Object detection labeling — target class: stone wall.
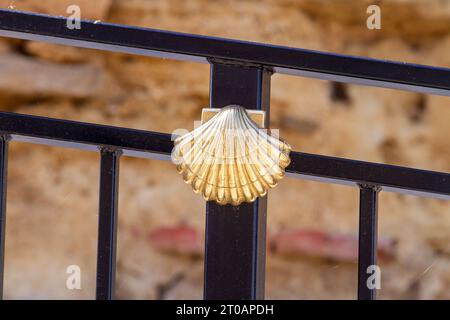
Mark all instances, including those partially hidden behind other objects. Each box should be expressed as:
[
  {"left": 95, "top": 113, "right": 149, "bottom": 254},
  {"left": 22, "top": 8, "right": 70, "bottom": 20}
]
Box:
[{"left": 0, "top": 0, "right": 449, "bottom": 299}]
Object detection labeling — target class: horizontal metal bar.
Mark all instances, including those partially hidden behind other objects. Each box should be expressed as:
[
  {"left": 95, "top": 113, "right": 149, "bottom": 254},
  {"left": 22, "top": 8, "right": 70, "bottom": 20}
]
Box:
[
  {"left": 0, "top": 111, "right": 449, "bottom": 199},
  {"left": 0, "top": 111, "right": 172, "bottom": 161},
  {"left": 0, "top": 10, "right": 450, "bottom": 96},
  {"left": 287, "top": 153, "right": 450, "bottom": 200}
]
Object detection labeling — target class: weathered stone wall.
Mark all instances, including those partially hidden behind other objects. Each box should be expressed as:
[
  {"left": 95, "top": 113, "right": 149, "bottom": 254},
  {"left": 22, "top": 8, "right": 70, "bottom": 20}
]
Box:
[{"left": 0, "top": 0, "right": 449, "bottom": 299}]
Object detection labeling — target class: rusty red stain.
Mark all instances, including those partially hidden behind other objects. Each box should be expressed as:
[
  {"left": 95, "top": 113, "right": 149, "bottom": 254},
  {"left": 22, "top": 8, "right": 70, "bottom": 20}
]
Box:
[
  {"left": 148, "top": 225, "right": 203, "bottom": 256},
  {"left": 148, "top": 225, "right": 396, "bottom": 262},
  {"left": 271, "top": 230, "right": 395, "bottom": 262}
]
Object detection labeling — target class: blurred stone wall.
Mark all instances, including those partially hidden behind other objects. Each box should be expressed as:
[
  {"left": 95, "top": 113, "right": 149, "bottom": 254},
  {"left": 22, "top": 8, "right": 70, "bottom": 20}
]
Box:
[{"left": 0, "top": 0, "right": 449, "bottom": 299}]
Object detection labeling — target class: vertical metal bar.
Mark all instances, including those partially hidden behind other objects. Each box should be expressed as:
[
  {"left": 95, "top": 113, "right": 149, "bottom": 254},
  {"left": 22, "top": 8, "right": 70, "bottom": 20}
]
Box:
[
  {"left": 96, "top": 147, "right": 121, "bottom": 300},
  {"left": 204, "top": 62, "right": 272, "bottom": 300},
  {"left": 357, "top": 184, "right": 380, "bottom": 300},
  {"left": 0, "top": 135, "right": 9, "bottom": 300}
]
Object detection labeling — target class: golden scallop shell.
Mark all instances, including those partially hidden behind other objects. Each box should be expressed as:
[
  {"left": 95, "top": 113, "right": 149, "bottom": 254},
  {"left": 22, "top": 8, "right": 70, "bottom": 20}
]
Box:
[{"left": 172, "top": 105, "right": 291, "bottom": 206}]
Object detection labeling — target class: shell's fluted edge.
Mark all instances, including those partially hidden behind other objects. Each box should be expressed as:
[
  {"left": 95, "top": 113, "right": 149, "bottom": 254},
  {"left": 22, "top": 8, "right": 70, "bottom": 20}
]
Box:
[{"left": 172, "top": 105, "right": 291, "bottom": 206}]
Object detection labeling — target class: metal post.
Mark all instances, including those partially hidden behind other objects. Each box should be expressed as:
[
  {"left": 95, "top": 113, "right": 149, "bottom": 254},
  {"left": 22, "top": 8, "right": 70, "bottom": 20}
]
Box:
[
  {"left": 96, "top": 147, "right": 121, "bottom": 300},
  {"left": 0, "top": 135, "right": 9, "bottom": 299},
  {"left": 357, "top": 184, "right": 380, "bottom": 300},
  {"left": 203, "top": 62, "right": 271, "bottom": 300}
]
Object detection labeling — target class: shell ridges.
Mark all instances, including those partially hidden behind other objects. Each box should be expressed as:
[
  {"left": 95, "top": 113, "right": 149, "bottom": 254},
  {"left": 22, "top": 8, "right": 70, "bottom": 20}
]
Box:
[{"left": 172, "top": 105, "right": 291, "bottom": 206}]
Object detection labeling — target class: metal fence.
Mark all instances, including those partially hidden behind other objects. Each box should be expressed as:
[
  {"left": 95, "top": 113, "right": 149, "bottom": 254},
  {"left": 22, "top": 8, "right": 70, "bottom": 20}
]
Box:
[{"left": 0, "top": 9, "right": 449, "bottom": 300}]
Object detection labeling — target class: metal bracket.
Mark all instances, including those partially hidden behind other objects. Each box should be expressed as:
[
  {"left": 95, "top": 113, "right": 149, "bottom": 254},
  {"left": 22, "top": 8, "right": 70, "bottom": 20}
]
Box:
[{"left": 201, "top": 108, "right": 266, "bottom": 128}]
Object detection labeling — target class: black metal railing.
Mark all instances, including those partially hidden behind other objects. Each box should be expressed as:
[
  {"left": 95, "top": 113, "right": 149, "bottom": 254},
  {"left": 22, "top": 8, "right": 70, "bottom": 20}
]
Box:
[{"left": 0, "top": 9, "right": 449, "bottom": 300}]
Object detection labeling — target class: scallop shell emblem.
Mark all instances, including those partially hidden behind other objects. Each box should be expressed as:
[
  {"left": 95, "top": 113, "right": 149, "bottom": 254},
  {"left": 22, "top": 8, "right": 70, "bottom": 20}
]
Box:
[{"left": 172, "top": 105, "right": 291, "bottom": 206}]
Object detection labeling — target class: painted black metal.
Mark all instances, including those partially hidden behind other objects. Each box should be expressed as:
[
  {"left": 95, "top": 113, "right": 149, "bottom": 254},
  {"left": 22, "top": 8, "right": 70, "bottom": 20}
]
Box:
[
  {"left": 1, "top": 10, "right": 450, "bottom": 96},
  {"left": 0, "top": 112, "right": 449, "bottom": 200},
  {"left": 357, "top": 185, "right": 380, "bottom": 300},
  {"left": 0, "top": 135, "right": 8, "bottom": 299},
  {"left": 204, "top": 63, "right": 271, "bottom": 300},
  {"left": 288, "top": 152, "right": 450, "bottom": 200},
  {"left": 0, "top": 9, "right": 448, "bottom": 301},
  {"left": 96, "top": 148, "right": 121, "bottom": 300}
]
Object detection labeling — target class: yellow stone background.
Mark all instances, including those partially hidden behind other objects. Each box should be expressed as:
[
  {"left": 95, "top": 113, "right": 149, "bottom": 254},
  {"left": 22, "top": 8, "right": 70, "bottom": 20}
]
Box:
[{"left": 0, "top": 0, "right": 449, "bottom": 299}]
